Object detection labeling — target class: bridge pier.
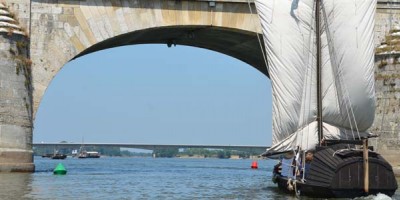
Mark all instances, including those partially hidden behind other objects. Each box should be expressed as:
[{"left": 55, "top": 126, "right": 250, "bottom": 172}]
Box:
[{"left": 0, "top": 31, "right": 34, "bottom": 172}]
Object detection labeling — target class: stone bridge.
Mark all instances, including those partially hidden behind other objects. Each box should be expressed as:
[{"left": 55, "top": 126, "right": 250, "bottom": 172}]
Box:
[
  {"left": 0, "top": 0, "right": 264, "bottom": 172},
  {"left": 0, "top": 0, "right": 399, "bottom": 172}
]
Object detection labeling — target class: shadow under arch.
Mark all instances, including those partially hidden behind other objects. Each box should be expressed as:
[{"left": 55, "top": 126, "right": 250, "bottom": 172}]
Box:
[{"left": 73, "top": 25, "right": 269, "bottom": 77}]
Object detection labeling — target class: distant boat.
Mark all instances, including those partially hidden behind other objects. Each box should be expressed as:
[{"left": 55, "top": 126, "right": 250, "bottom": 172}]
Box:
[
  {"left": 76, "top": 137, "right": 100, "bottom": 158},
  {"left": 51, "top": 154, "right": 67, "bottom": 159},
  {"left": 78, "top": 151, "right": 100, "bottom": 158},
  {"left": 77, "top": 145, "right": 100, "bottom": 158},
  {"left": 41, "top": 154, "right": 52, "bottom": 158},
  {"left": 42, "top": 149, "right": 67, "bottom": 159},
  {"left": 71, "top": 149, "right": 78, "bottom": 157}
]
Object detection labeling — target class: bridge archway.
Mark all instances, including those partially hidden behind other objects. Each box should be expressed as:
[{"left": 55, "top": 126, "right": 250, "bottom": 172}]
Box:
[
  {"left": 30, "top": 0, "right": 265, "bottom": 116},
  {"left": 33, "top": 44, "right": 272, "bottom": 146},
  {"left": 0, "top": 0, "right": 268, "bottom": 172},
  {"left": 75, "top": 26, "right": 266, "bottom": 75}
]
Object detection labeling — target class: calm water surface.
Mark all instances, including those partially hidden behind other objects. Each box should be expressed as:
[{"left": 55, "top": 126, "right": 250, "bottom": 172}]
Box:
[{"left": 0, "top": 157, "right": 398, "bottom": 200}]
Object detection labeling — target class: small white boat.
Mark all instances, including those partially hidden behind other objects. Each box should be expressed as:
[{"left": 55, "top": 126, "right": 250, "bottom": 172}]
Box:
[
  {"left": 78, "top": 151, "right": 100, "bottom": 158},
  {"left": 77, "top": 145, "right": 100, "bottom": 158}
]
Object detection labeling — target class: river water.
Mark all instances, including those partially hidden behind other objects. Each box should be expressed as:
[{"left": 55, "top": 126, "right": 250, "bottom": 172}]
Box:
[{"left": 0, "top": 157, "right": 398, "bottom": 200}]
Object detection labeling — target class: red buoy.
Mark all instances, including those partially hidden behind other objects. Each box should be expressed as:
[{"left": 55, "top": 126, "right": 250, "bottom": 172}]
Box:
[{"left": 251, "top": 161, "right": 258, "bottom": 169}]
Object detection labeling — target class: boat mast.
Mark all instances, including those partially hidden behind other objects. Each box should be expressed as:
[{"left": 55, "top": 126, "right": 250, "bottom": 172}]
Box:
[{"left": 316, "top": 0, "right": 323, "bottom": 145}]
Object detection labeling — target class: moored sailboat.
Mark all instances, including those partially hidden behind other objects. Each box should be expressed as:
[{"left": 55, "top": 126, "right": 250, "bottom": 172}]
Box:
[{"left": 254, "top": 0, "right": 398, "bottom": 198}]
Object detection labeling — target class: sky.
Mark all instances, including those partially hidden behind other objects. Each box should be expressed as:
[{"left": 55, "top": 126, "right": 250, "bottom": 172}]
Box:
[{"left": 33, "top": 44, "right": 272, "bottom": 146}]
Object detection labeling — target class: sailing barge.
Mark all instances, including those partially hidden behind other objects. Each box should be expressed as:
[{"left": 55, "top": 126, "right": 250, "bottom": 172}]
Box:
[
  {"left": 254, "top": 0, "right": 398, "bottom": 198},
  {"left": 271, "top": 145, "right": 397, "bottom": 198}
]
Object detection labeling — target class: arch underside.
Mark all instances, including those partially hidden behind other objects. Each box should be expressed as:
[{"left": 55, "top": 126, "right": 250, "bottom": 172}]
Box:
[{"left": 74, "top": 26, "right": 269, "bottom": 77}]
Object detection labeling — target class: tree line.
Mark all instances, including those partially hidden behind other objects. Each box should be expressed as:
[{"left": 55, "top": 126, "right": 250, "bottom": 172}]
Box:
[
  {"left": 153, "top": 148, "right": 254, "bottom": 159},
  {"left": 34, "top": 146, "right": 257, "bottom": 158}
]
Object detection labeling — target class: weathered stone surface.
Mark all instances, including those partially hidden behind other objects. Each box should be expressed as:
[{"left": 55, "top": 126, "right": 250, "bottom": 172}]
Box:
[
  {"left": 0, "top": 31, "right": 33, "bottom": 172},
  {"left": 373, "top": 4, "right": 400, "bottom": 171}
]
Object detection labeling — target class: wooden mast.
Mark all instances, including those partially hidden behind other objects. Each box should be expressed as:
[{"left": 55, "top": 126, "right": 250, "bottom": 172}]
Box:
[
  {"left": 314, "top": 0, "right": 369, "bottom": 193},
  {"left": 316, "top": 0, "right": 323, "bottom": 145},
  {"left": 363, "top": 138, "right": 369, "bottom": 193}
]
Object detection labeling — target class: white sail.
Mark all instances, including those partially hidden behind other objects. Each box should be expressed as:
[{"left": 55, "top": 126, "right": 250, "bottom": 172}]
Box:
[
  {"left": 255, "top": 0, "right": 376, "bottom": 156},
  {"left": 320, "top": 0, "right": 376, "bottom": 132}
]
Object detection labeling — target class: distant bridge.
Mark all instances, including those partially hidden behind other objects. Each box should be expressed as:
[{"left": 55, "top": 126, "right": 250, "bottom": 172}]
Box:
[{"left": 33, "top": 143, "right": 269, "bottom": 155}]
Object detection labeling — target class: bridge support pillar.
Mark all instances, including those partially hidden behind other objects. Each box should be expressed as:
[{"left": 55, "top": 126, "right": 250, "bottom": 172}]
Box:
[{"left": 0, "top": 33, "right": 34, "bottom": 172}]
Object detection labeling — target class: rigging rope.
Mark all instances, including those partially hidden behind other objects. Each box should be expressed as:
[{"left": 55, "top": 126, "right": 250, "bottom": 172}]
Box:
[
  {"left": 305, "top": 0, "right": 318, "bottom": 151},
  {"left": 247, "top": 0, "right": 283, "bottom": 151},
  {"left": 301, "top": 151, "right": 306, "bottom": 182},
  {"left": 320, "top": 1, "right": 361, "bottom": 142},
  {"left": 246, "top": 0, "right": 269, "bottom": 71}
]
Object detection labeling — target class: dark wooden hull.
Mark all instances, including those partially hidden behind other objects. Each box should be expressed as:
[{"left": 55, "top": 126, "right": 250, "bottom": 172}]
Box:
[
  {"left": 273, "top": 148, "right": 398, "bottom": 198},
  {"left": 78, "top": 154, "right": 100, "bottom": 158},
  {"left": 275, "top": 176, "right": 397, "bottom": 198},
  {"left": 78, "top": 155, "right": 100, "bottom": 158},
  {"left": 51, "top": 154, "right": 67, "bottom": 159}
]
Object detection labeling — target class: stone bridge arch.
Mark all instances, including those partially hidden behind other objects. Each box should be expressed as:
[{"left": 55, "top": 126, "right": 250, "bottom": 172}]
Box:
[
  {"left": 0, "top": 0, "right": 265, "bottom": 172},
  {"left": 30, "top": 0, "right": 266, "bottom": 115}
]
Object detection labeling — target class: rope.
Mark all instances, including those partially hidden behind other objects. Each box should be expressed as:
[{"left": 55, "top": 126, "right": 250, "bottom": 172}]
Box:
[
  {"left": 305, "top": 0, "right": 318, "bottom": 151},
  {"left": 281, "top": 159, "right": 294, "bottom": 177},
  {"left": 298, "top": 25, "right": 314, "bottom": 152},
  {"left": 294, "top": 150, "right": 300, "bottom": 178},
  {"left": 247, "top": 0, "right": 287, "bottom": 152},
  {"left": 301, "top": 151, "right": 306, "bottom": 182},
  {"left": 334, "top": 16, "right": 362, "bottom": 141},
  {"left": 332, "top": 148, "right": 359, "bottom": 157},
  {"left": 246, "top": 0, "right": 269, "bottom": 71},
  {"left": 295, "top": 180, "right": 300, "bottom": 197},
  {"left": 332, "top": 148, "right": 347, "bottom": 157},
  {"left": 320, "top": 1, "right": 361, "bottom": 143},
  {"left": 287, "top": 178, "right": 294, "bottom": 191}
]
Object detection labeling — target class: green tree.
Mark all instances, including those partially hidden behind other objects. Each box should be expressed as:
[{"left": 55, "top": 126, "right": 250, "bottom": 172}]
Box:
[{"left": 153, "top": 148, "right": 179, "bottom": 158}]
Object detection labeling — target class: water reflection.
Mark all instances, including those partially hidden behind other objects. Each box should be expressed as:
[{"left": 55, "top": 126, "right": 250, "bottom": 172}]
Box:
[{"left": 0, "top": 173, "right": 32, "bottom": 199}]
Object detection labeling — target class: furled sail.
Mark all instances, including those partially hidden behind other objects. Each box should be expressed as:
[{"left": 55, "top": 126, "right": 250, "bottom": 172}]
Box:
[{"left": 255, "top": 0, "right": 376, "bottom": 156}]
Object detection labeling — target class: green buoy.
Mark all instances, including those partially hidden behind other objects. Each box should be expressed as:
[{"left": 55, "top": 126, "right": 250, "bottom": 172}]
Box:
[{"left": 53, "top": 163, "right": 67, "bottom": 175}]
